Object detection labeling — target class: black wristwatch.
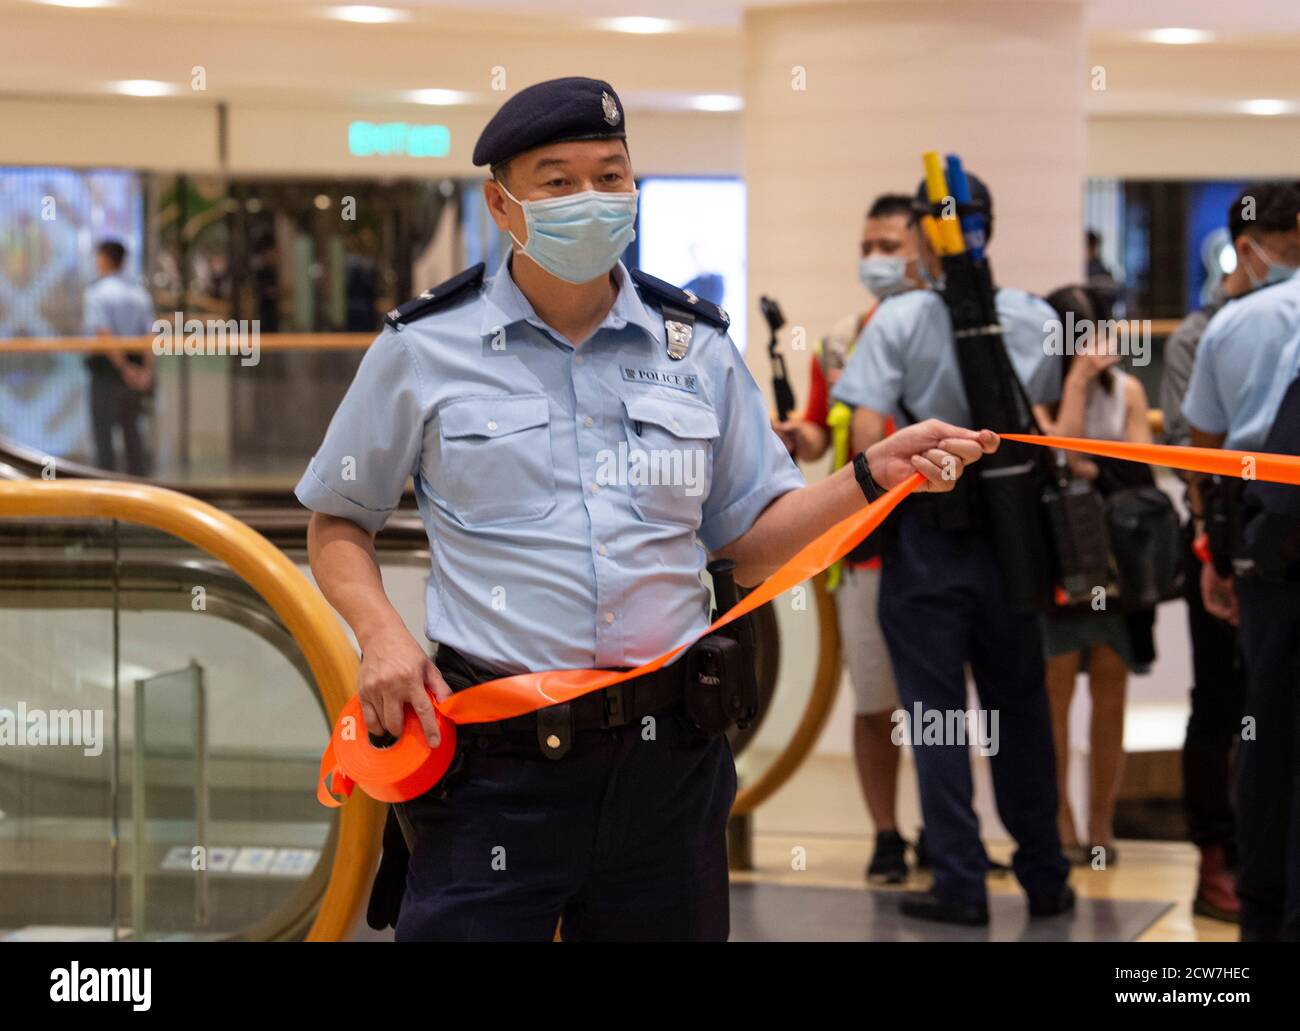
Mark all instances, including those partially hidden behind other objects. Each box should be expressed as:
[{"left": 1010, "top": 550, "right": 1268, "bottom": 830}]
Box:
[{"left": 853, "top": 451, "right": 887, "bottom": 503}]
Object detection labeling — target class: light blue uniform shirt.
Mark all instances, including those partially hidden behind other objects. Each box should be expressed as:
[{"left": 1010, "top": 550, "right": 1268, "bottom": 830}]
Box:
[
  {"left": 296, "top": 256, "right": 803, "bottom": 674},
  {"left": 829, "top": 288, "right": 1061, "bottom": 423},
  {"left": 1182, "top": 271, "right": 1300, "bottom": 450},
  {"left": 83, "top": 273, "right": 155, "bottom": 336}
]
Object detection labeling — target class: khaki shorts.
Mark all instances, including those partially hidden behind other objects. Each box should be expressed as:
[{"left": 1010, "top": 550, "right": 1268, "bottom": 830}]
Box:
[{"left": 834, "top": 564, "right": 899, "bottom": 716}]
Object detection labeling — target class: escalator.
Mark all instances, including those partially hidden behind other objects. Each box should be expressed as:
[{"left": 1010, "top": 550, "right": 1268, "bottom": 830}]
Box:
[{"left": 0, "top": 512, "right": 372, "bottom": 940}]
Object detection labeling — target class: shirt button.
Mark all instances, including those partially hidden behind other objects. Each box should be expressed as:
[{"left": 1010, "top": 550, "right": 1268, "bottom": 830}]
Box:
[
  {"left": 487, "top": 420, "right": 498, "bottom": 431},
  {"left": 583, "top": 416, "right": 594, "bottom": 428},
  {"left": 604, "top": 612, "right": 615, "bottom": 624},
  {"left": 591, "top": 483, "right": 601, "bottom": 494},
  {"left": 597, "top": 543, "right": 608, "bottom": 556},
  {"left": 575, "top": 355, "right": 585, "bottom": 366}
]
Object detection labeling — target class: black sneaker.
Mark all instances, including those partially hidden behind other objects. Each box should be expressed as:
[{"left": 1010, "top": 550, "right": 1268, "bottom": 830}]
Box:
[
  {"left": 867, "top": 830, "right": 909, "bottom": 884},
  {"left": 913, "top": 828, "right": 931, "bottom": 870},
  {"left": 900, "top": 889, "right": 990, "bottom": 926}
]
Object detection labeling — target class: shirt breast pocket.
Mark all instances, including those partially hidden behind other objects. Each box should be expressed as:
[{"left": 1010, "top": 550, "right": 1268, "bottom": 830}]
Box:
[
  {"left": 621, "top": 395, "right": 720, "bottom": 529},
  {"left": 432, "top": 394, "right": 557, "bottom": 526}
]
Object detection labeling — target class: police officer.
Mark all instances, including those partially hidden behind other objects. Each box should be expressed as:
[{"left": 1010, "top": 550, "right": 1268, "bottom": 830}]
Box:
[
  {"left": 832, "top": 174, "right": 1072, "bottom": 925},
  {"left": 296, "top": 77, "right": 997, "bottom": 942},
  {"left": 1182, "top": 180, "right": 1300, "bottom": 942},
  {"left": 1157, "top": 183, "right": 1298, "bottom": 924}
]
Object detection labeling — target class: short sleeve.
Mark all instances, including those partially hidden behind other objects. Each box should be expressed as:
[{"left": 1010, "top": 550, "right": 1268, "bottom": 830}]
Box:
[
  {"left": 1159, "top": 313, "right": 1204, "bottom": 445},
  {"left": 294, "top": 328, "right": 428, "bottom": 533},
  {"left": 699, "top": 334, "right": 805, "bottom": 552},
  {"left": 82, "top": 289, "right": 108, "bottom": 335},
  {"left": 830, "top": 309, "right": 903, "bottom": 415},
  {"left": 1003, "top": 293, "right": 1062, "bottom": 407}
]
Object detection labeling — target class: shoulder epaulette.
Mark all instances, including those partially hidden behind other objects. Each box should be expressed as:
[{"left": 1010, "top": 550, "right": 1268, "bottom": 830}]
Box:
[
  {"left": 384, "top": 263, "right": 486, "bottom": 328},
  {"left": 630, "top": 268, "right": 730, "bottom": 331}
]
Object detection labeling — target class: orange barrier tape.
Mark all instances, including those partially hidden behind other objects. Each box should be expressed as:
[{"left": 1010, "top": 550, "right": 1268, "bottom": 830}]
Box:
[
  {"left": 318, "top": 471, "right": 926, "bottom": 806},
  {"left": 319, "top": 433, "right": 1300, "bottom": 807},
  {"left": 1001, "top": 433, "right": 1300, "bottom": 486}
]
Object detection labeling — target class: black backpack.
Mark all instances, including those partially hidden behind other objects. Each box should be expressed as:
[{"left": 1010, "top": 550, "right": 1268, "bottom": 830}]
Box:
[{"left": 1094, "top": 458, "right": 1184, "bottom": 610}]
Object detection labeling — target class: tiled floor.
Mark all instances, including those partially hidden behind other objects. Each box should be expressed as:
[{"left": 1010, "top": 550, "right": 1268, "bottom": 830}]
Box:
[
  {"left": 734, "top": 832, "right": 1236, "bottom": 942},
  {"left": 739, "top": 746, "right": 1238, "bottom": 942}
]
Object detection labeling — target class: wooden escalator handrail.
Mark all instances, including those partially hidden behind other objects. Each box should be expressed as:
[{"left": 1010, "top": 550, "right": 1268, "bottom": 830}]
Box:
[{"left": 0, "top": 478, "right": 382, "bottom": 941}]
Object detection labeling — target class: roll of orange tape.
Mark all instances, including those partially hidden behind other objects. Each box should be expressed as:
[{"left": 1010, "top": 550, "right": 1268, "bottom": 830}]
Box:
[{"left": 318, "top": 694, "right": 457, "bottom": 807}]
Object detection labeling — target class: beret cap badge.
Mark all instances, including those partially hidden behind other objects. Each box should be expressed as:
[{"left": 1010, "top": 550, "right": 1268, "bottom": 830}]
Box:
[{"left": 601, "top": 91, "right": 620, "bottom": 126}]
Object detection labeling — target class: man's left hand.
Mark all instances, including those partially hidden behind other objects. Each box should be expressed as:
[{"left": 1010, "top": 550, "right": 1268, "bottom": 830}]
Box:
[{"left": 866, "top": 419, "right": 998, "bottom": 493}]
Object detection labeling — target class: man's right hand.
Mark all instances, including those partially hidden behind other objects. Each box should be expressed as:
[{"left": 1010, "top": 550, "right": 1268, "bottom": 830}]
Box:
[{"left": 358, "top": 625, "right": 453, "bottom": 747}]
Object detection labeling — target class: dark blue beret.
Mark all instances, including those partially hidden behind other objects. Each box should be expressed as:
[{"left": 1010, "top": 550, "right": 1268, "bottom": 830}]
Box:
[{"left": 472, "top": 77, "right": 627, "bottom": 168}]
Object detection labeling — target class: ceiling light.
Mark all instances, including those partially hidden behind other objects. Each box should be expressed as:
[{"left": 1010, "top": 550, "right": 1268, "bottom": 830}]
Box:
[
  {"left": 327, "top": 6, "right": 410, "bottom": 24},
  {"left": 690, "top": 94, "right": 743, "bottom": 112},
  {"left": 109, "top": 80, "right": 176, "bottom": 97},
  {"left": 1142, "top": 28, "right": 1214, "bottom": 45},
  {"left": 406, "top": 88, "right": 473, "bottom": 106},
  {"left": 33, "top": 0, "right": 117, "bottom": 8},
  {"left": 598, "top": 17, "right": 679, "bottom": 34},
  {"left": 1241, "top": 98, "right": 1291, "bottom": 116}
]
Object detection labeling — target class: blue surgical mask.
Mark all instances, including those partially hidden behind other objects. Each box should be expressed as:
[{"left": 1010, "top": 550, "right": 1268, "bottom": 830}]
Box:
[
  {"left": 499, "top": 182, "right": 638, "bottom": 283},
  {"left": 859, "top": 255, "right": 909, "bottom": 298},
  {"left": 1246, "top": 236, "right": 1298, "bottom": 288}
]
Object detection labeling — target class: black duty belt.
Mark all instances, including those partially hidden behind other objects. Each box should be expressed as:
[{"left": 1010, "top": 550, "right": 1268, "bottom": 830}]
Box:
[{"left": 433, "top": 643, "right": 686, "bottom": 758}]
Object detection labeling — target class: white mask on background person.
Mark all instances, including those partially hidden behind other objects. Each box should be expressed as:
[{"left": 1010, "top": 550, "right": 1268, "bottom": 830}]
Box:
[
  {"left": 859, "top": 255, "right": 910, "bottom": 298},
  {"left": 1245, "top": 235, "right": 1298, "bottom": 289},
  {"left": 498, "top": 181, "right": 638, "bottom": 283}
]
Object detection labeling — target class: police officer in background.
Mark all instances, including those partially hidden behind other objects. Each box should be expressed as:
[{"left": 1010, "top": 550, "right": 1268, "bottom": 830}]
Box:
[
  {"left": 1182, "top": 181, "right": 1300, "bottom": 942},
  {"left": 832, "top": 174, "right": 1072, "bottom": 926},
  {"left": 1158, "top": 182, "right": 1300, "bottom": 924},
  {"left": 296, "top": 77, "right": 998, "bottom": 942}
]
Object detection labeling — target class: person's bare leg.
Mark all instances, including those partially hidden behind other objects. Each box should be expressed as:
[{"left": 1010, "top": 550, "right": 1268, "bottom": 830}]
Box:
[
  {"left": 1086, "top": 643, "right": 1129, "bottom": 852},
  {"left": 1045, "top": 651, "right": 1082, "bottom": 849},
  {"left": 853, "top": 712, "right": 900, "bottom": 832}
]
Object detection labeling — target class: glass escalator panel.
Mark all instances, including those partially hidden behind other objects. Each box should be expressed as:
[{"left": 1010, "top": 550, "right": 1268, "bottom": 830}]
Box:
[{"left": 0, "top": 517, "right": 334, "bottom": 941}]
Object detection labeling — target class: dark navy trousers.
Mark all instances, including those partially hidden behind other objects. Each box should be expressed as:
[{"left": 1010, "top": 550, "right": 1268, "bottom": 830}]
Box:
[
  {"left": 1235, "top": 577, "right": 1300, "bottom": 940},
  {"left": 394, "top": 706, "right": 736, "bottom": 942},
  {"left": 1180, "top": 527, "right": 1246, "bottom": 849},
  {"left": 879, "top": 511, "right": 1069, "bottom": 906}
]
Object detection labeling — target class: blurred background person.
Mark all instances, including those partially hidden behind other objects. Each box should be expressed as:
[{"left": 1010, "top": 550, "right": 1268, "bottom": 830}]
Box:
[
  {"left": 82, "top": 239, "right": 155, "bottom": 475},
  {"left": 1035, "top": 284, "right": 1154, "bottom": 868},
  {"left": 774, "top": 192, "right": 925, "bottom": 883},
  {"left": 1155, "top": 182, "right": 1300, "bottom": 924},
  {"left": 1182, "top": 180, "right": 1300, "bottom": 942},
  {"left": 1084, "top": 229, "right": 1122, "bottom": 319},
  {"left": 834, "top": 173, "right": 1071, "bottom": 926}
]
